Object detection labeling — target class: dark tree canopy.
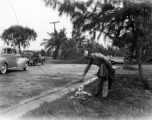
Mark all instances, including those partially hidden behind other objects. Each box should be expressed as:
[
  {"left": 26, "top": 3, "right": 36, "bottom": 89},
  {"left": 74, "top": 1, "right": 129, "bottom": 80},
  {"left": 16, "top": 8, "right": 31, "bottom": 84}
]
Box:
[
  {"left": 43, "top": 0, "right": 152, "bottom": 48},
  {"left": 43, "top": 0, "right": 152, "bottom": 89},
  {"left": 1, "top": 25, "right": 37, "bottom": 52},
  {"left": 43, "top": 0, "right": 152, "bottom": 56}
]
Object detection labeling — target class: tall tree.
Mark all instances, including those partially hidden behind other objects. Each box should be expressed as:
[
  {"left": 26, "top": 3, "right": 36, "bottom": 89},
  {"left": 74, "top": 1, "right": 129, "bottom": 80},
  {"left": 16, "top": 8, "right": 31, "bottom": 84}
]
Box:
[
  {"left": 72, "top": 27, "right": 86, "bottom": 49},
  {"left": 41, "top": 28, "right": 68, "bottom": 59},
  {"left": 1, "top": 25, "right": 37, "bottom": 53},
  {"left": 43, "top": 0, "right": 152, "bottom": 89},
  {"left": 100, "top": 1, "right": 152, "bottom": 88},
  {"left": 40, "top": 49, "right": 46, "bottom": 56},
  {"left": 60, "top": 38, "right": 77, "bottom": 59}
]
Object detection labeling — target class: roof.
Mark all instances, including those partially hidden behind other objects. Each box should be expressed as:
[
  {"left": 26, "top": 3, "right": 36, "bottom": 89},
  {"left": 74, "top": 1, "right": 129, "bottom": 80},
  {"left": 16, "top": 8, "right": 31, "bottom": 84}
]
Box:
[
  {"left": 24, "top": 50, "right": 38, "bottom": 53},
  {"left": 0, "top": 45, "right": 15, "bottom": 51}
]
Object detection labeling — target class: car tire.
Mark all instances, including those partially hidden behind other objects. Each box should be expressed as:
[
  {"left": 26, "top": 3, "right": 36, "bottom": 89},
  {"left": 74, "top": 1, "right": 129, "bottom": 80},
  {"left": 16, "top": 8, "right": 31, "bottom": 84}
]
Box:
[
  {"left": 23, "top": 62, "right": 28, "bottom": 71},
  {"left": 0, "top": 63, "right": 7, "bottom": 74}
]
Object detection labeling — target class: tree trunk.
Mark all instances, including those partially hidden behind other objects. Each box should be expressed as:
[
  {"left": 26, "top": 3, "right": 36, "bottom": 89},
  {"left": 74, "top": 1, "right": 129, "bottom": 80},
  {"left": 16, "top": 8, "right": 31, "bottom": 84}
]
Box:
[
  {"left": 138, "top": 47, "right": 150, "bottom": 89},
  {"left": 53, "top": 49, "right": 57, "bottom": 59},
  {"left": 53, "top": 47, "right": 59, "bottom": 59},
  {"left": 18, "top": 42, "right": 21, "bottom": 54}
]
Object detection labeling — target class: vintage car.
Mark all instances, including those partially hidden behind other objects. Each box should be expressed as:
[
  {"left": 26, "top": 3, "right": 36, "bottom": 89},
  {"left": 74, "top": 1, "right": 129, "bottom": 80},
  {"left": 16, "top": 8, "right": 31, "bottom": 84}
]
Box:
[
  {"left": 0, "top": 46, "right": 29, "bottom": 74},
  {"left": 22, "top": 50, "right": 45, "bottom": 66},
  {"left": 124, "top": 55, "right": 137, "bottom": 64},
  {"left": 109, "top": 57, "right": 124, "bottom": 65}
]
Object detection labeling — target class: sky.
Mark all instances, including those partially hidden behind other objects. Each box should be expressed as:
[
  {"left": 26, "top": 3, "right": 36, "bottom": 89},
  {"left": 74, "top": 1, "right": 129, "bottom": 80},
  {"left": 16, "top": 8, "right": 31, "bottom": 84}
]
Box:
[
  {"left": 0, "top": 0, "right": 108, "bottom": 51},
  {"left": 0, "top": 0, "right": 74, "bottom": 50}
]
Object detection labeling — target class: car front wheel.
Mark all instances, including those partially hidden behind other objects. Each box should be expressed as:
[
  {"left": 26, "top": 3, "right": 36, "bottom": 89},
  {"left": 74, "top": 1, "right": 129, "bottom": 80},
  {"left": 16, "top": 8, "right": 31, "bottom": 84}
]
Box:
[
  {"left": 23, "top": 62, "right": 28, "bottom": 71},
  {"left": 42, "top": 60, "right": 44, "bottom": 65},
  {"left": 0, "top": 63, "right": 7, "bottom": 74}
]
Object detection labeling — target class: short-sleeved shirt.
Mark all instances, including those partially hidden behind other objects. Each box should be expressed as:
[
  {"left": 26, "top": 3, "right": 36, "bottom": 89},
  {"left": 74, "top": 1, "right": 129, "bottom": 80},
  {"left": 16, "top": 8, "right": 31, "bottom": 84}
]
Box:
[
  {"left": 89, "top": 53, "right": 110, "bottom": 66},
  {"left": 88, "top": 53, "right": 113, "bottom": 77}
]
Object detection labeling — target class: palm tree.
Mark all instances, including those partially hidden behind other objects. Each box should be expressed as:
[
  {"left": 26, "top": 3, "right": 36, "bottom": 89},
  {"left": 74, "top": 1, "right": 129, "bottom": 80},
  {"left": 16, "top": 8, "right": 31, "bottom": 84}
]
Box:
[
  {"left": 43, "top": 0, "right": 152, "bottom": 89},
  {"left": 60, "top": 38, "right": 76, "bottom": 59},
  {"left": 41, "top": 28, "right": 68, "bottom": 59}
]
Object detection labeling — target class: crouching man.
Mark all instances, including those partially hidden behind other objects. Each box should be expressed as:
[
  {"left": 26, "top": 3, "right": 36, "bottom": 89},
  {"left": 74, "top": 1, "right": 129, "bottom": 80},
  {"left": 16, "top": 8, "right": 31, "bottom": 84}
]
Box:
[{"left": 81, "top": 50, "right": 115, "bottom": 98}]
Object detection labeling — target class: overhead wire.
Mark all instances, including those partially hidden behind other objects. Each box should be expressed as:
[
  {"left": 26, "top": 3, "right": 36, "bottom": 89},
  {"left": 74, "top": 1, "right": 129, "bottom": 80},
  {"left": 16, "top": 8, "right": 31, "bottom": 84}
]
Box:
[
  {"left": 4, "top": 0, "right": 57, "bottom": 26},
  {"left": 6, "top": 0, "right": 80, "bottom": 97},
  {"left": 9, "top": 0, "right": 19, "bottom": 25},
  {"left": 36, "top": 65, "right": 80, "bottom": 97},
  {"left": 3, "top": 1, "right": 55, "bottom": 23},
  {"left": 37, "top": 65, "right": 62, "bottom": 97}
]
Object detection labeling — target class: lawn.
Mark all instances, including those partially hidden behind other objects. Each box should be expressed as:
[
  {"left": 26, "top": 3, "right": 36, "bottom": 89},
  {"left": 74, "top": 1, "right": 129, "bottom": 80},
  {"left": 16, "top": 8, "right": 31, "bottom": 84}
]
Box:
[{"left": 21, "top": 73, "right": 152, "bottom": 120}]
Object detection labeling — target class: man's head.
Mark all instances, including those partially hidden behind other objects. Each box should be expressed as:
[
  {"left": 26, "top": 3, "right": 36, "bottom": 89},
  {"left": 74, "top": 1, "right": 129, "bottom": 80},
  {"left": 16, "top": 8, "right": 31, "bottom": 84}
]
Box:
[
  {"left": 84, "top": 50, "right": 89, "bottom": 57},
  {"left": 84, "top": 50, "right": 93, "bottom": 59}
]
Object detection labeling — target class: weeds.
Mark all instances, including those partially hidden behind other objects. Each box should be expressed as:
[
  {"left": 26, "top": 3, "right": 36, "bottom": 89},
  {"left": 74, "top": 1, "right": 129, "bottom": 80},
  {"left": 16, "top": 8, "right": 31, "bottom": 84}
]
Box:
[
  {"left": 22, "top": 74, "right": 152, "bottom": 120},
  {"left": 123, "top": 64, "right": 138, "bottom": 70}
]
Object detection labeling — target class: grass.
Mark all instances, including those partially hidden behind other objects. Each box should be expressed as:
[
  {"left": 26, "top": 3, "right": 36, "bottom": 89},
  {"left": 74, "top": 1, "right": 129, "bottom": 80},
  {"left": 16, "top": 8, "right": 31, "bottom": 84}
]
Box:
[
  {"left": 21, "top": 73, "right": 152, "bottom": 120},
  {"left": 123, "top": 64, "right": 138, "bottom": 70}
]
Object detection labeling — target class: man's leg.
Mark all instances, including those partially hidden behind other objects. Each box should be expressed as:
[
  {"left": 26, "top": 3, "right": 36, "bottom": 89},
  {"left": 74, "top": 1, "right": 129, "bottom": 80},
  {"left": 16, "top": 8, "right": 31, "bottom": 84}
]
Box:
[
  {"left": 95, "top": 77, "right": 109, "bottom": 98},
  {"left": 102, "top": 79, "right": 109, "bottom": 98},
  {"left": 108, "top": 68, "right": 115, "bottom": 90},
  {"left": 108, "top": 77, "right": 113, "bottom": 90},
  {"left": 95, "top": 77, "right": 103, "bottom": 97}
]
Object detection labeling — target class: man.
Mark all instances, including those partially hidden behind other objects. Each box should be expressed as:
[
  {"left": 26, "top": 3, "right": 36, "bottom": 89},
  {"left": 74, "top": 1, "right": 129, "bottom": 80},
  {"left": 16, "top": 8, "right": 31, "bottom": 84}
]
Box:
[{"left": 81, "top": 50, "right": 115, "bottom": 98}]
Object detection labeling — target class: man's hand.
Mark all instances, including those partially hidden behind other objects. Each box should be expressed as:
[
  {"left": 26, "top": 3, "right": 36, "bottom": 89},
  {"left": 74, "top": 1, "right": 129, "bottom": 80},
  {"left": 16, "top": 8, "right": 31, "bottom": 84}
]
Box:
[{"left": 79, "top": 75, "right": 84, "bottom": 83}]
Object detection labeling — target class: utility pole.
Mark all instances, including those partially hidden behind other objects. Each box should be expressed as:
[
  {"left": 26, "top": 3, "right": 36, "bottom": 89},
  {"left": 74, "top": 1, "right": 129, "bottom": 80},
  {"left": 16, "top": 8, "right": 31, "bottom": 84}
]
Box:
[
  {"left": 50, "top": 21, "right": 60, "bottom": 59},
  {"left": 50, "top": 21, "right": 60, "bottom": 33}
]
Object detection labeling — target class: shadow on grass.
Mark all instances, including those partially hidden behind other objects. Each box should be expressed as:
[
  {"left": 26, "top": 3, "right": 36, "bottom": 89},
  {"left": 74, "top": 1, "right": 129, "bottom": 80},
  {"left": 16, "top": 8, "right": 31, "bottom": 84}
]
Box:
[
  {"left": 21, "top": 74, "right": 152, "bottom": 120},
  {"left": 123, "top": 64, "right": 138, "bottom": 70}
]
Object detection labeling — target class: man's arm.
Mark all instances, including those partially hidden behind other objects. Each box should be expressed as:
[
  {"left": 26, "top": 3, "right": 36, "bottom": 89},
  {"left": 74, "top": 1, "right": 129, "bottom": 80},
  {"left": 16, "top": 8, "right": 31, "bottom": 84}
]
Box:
[
  {"left": 95, "top": 53, "right": 111, "bottom": 64},
  {"left": 95, "top": 53, "right": 109, "bottom": 61},
  {"left": 81, "top": 60, "right": 92, "bottom": 82}
]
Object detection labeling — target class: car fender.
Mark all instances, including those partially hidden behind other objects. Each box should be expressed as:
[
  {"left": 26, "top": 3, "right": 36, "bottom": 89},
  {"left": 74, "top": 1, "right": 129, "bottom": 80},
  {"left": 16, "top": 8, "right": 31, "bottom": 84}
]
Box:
[
  {"left": 0, "top": 57, "right": 8, "bottom": 68},
  {"left": 16, "top": 58, "right": 29, "bottom": 69}
]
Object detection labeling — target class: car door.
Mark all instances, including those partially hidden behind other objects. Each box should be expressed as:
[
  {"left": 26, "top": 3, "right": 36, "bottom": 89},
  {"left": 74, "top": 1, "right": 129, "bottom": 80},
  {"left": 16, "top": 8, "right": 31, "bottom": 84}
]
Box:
[{"left": 6, "top": 48, "right": 17, "bottom": 68}]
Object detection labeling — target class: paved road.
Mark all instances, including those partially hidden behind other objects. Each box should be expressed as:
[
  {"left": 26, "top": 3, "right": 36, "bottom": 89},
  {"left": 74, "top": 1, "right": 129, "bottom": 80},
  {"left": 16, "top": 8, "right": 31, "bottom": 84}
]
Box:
[
  {"left": 0, "top": 63, "right": 98, "bottom": 111},
  {"left": 1, "top": 59, "right": 152, "bottom": 112}
]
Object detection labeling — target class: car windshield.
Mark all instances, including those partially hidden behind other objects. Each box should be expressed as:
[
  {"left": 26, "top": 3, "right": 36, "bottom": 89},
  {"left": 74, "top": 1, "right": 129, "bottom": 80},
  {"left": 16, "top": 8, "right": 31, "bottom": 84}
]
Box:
[
  {"left": 7, "top": 48, "right": 12, "bottom": 54},
  {"left": 1, "top": 48, "right": 7, "bottom": 54}
]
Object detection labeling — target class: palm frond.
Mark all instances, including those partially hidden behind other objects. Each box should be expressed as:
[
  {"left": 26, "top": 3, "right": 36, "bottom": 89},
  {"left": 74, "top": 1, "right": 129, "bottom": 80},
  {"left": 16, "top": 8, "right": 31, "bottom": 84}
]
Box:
[
  {"left": 58, "top": 0, "right": 75, "bottom": 16},
  {"left": 43, "top": 0, "right": 61, "bottom": 9},
  {"left": 86, "top": 0, "right": 93, "bottom": 7}
]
